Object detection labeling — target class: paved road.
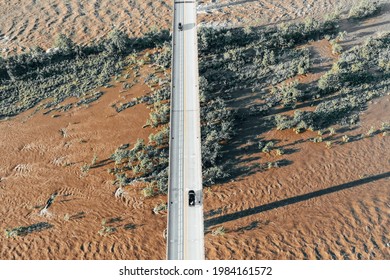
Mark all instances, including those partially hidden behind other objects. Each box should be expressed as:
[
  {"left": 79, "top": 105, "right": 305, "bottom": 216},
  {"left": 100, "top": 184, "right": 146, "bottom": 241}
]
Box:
[{"left": 167, "top": 0, "right": 204, "bottom": 260}]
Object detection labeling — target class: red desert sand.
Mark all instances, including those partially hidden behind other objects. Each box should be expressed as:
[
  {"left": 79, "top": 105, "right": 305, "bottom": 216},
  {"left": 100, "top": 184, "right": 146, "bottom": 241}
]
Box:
[
  {"left": 0, "top": 0, "right": 389, "bottom": 260},
  {"left": 0, "top": 60, "right": 388, "bottom": 259}
]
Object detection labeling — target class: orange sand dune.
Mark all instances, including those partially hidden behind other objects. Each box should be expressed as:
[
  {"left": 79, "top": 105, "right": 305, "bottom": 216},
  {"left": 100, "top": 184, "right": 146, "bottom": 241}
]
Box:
[{"left": 0, "top": 0, "right": 356, "bottom": 54}]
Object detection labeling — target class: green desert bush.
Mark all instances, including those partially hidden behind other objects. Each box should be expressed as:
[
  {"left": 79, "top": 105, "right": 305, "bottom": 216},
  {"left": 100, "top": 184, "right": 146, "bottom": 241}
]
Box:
[
  {"left": 267, "top": 161, "right": 280, "bottom": 169},
  {"left": 147, "top": 102, "right": 170, "bottom": 127},
  {"left": 342, "top": 135, "right": 350, "bottom": 143},
  {"left": 153, "top": 202, "right": 167, "bottom": 215},
  {"left": 275, "top": 110, "right": 313, "bottom": 131},
  {"left": 261, "top": 141, "right": 275, "bottom": 153},
  {"left": 348, "top": 0, "right": 380, "bottom": 20},
  {"left": 211, "top": 226, "right": 226, "bottom": 236},
  {"left": 366, "top": 126, "right": 375, "bottom": 137},
  {"left": 272, "top": 81, "right": 305, "bottom": 108},
  {"left": 104, "top": 29, "right": 130, "bottom": 54},
  {"left": 98, "top": 219, "right": 116, "bottom": 236},
  {"left": 330, "top": 39, "right": 343, "bottom": 55},
  {"left": 4, "top": 222, "right": 52, "bottom": 238},
  {"left": 381, "top": 122, "right": 390, "bottom": 132},
  {"left": 54, "top": 34, "right": 76, "bottom": 54}
]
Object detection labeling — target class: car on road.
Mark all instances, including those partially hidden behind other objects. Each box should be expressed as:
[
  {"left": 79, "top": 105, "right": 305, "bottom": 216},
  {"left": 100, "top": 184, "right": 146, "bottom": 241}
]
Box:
[
  {"left": 188, "top": 190, "right": 195, "bottom": 206},
  {"left": 178, "top": 22, "right": 183, "bottom": 31}
]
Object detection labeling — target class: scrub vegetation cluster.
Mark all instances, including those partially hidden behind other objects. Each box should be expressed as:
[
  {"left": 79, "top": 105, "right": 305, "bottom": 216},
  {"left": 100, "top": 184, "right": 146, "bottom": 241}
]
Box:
[
  {"left": 0, "top": 30, "right": 169, "bottom": 118},
  {"left": 274, "top": 33, "right": 390, "bottom": 132},
  {"left": 1, "top": 0, "right": 387, "bottom": 198},
  {"left": 109, "top": 9, "right": 344, "bottom": 195}
]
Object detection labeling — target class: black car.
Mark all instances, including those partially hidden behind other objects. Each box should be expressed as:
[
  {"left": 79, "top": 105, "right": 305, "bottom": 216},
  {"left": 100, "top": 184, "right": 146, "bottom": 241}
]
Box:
[
  {"left": 188, "top": 190, "right": 196, "bottom": 206},
  {"left": 178, "top": 22, "right": 183, "bottom": 31}
]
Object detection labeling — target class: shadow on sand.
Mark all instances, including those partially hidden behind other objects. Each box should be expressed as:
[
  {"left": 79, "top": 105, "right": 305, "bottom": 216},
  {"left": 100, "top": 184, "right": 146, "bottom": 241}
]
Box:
[
  {"left": 5, "top": 222, "right": 53, "bottom": 237},
  {"left": 205, "top": 171, "right": 390, "bottom": 228}
]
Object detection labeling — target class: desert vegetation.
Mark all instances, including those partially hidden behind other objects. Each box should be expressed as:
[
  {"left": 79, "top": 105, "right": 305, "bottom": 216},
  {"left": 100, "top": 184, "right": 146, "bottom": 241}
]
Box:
[
  {"left": 348, "top": 0, "right": 381, "bottom": 20},
  {"left": 1, "top": 1, "right": 387, "bottom": 197},
  {"left": 15, "top": 2, "right": 387, "bottom": 198},
  {"left": 104, "top": 12, "right": 344, "bottom": 196},
  {"left": 0, "top": 29, "right": 169, "bottom": 118},
  {"left": 275, "top": 33, "right": 390, "bottom": 131},
  {"left": 0, "top": 0, "right": 389, "bottom": 261},
  {"left": 4, "top": 222, "right": 53, "bottom": 238}
]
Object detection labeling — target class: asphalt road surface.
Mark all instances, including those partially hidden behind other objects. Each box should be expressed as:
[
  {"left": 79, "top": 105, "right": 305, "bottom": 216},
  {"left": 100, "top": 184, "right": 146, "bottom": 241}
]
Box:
[{"left": 167, "top": 0, "right": 204, "bottom": 260}]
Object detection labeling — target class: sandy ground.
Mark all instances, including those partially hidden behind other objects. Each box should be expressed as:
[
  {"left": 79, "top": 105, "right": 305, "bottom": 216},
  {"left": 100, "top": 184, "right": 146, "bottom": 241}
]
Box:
[
  {"left": 1, "top": 40, "right": 389, "bottom": 260},
  {"left": 205, "top": 97, "right": 390, "bottom": 260},
  {"left": 207, "top": 32, "right": 390, "bottom": 259},
  {"left": 0, "top": 1, "right": 389, "bottom": 260},
  {"left": 0, "top": 64, "right": 170, "bottom": 259},
  {"left": 0, "top": 0, "right": 359, "bottom": 54}
]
